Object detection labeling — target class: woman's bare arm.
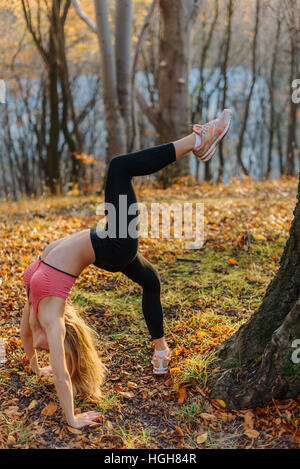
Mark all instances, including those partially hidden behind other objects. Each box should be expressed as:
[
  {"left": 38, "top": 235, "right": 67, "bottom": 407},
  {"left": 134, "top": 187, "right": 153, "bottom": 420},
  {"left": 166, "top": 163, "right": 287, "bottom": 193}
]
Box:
[
  {"left": 40, "top": 300, "right": 101, "bottom": 428},
  {"left": 44, "top": 315, "right": 76, "bottom": 425},
  {"left": 20, "top": 301, "right": 40, "bottom": 373}
]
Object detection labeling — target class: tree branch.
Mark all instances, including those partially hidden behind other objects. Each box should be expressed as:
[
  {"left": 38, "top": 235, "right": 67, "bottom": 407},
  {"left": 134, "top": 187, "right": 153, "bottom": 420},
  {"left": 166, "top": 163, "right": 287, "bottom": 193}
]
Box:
[
  {"left": 70, "top": 0, "right": 97, "bottom": 33},
  {"left": 135, "top": 90, "right": 160, "bottom": 130}
]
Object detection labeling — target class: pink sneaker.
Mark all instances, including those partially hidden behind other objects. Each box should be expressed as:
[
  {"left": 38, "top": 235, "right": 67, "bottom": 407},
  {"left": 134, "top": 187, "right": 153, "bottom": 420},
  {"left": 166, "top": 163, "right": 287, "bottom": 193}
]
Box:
[
  {"left": 151, "top": 349, "right": 171, "bottom": 375},
  {"left": 192, "top": 109, "right": 232, "bottom": 162}
]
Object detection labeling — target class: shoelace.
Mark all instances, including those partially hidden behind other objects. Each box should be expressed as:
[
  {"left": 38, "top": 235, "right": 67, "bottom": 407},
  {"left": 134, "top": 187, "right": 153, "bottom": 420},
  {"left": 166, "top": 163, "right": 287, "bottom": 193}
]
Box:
[{"left": 194, "top": 120, "right": 216, "bottom": 137}]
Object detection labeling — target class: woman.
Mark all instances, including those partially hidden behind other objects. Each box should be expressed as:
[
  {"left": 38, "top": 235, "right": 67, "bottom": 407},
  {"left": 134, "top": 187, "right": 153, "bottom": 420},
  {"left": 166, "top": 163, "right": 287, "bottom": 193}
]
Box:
[{"left": 20, "top": 109, "right": 232, "bottom": 428}]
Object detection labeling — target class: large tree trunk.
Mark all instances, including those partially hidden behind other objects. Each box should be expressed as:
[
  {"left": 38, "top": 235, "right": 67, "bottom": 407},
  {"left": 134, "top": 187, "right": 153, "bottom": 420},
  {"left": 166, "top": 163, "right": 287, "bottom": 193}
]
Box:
[
  {"left": 208, "top": 174, "right": 300, "bottom": 409},
  {"left": 157, "top": 0, "right": 199, "bottom": 186}
]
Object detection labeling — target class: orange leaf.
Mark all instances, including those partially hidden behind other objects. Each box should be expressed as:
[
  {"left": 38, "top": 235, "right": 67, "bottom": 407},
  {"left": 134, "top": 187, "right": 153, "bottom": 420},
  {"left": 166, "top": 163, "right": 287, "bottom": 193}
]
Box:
[
  {"left": 175, "top": 426, "right": 184, "bottom": 437},
  {"left": 227, "top": 258, "right": 237, "bottom": 265},
  {"left": 178, "top": 387, "right": 187, "bottom": 405},
  {"left": 41, "top": 403, "right": 57, "bottom": 417}
]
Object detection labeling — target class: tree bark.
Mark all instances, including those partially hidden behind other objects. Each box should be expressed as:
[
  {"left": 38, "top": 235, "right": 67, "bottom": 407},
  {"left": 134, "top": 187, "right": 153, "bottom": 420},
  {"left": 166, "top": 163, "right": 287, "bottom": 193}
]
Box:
[
  {"left": 218, "top": 0, "right": 233, "bottom": 183},
  {"left": 266, "top": 19, "right": 281, "bottom": 179},
  {"left": 236, "top": 0, "right": 260, "bottom": 176},
  {"left": 208, "top": 174, "right": 300, "bottom": 409},
  {"left": 115, "top": 0, "right": 133, "bottom": 150},
  {"left": 94, "top": 0, "right": 127, "bottom": 161},
  {"left": 157, "top": 0, "right": 200, "bottom": 186}
]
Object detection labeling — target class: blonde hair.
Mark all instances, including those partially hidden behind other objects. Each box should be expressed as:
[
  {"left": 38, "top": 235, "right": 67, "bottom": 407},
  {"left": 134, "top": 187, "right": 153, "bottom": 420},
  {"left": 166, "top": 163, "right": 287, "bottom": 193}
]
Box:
[{"left": 63, "top": 302, "right": 106, "bottom": 399}]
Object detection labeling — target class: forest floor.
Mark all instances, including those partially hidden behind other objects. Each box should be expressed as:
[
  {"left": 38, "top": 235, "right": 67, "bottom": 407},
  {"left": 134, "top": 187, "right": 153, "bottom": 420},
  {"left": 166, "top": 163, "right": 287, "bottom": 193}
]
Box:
[{"left": 0, "top": 176, "right": 300, "bottom": 449}]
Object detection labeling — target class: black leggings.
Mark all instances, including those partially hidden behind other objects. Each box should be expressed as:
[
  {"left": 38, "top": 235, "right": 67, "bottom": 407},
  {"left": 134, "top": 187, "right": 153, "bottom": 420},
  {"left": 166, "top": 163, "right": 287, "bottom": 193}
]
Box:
[{"left": 90, "top": 143, "right": 176, "bottom": 339}]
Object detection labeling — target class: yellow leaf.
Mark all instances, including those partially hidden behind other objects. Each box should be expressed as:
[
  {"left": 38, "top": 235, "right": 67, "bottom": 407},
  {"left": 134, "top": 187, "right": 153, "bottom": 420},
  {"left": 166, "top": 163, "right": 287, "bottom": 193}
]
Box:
[
  {"left": 28, "top": 400, "right": 38, "bottom": 410},
  {"left": 197, "top": 432, "right": 208, "bottom": 444},
  {"left": 254, "top": 234, "right": 266, "bottom": 241},
  {"left": 67, "top": 426, "right": 82, "bottom": 435},
  {"left": 216, "top": 399, "right": 226, "bottom": 409}
]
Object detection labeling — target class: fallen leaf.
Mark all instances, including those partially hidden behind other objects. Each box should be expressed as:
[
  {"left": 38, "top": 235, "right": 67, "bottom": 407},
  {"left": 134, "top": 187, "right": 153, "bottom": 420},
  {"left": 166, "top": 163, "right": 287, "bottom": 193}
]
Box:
[
  {"left": 119, "top": 391, "right": 134, "bottom": 399},
  {"left": 4, "top": 406, "right": 22, "bottom": 417},
  {"left": 175, "top": 426, "right": 184, "bottom": 437},
  {"left": 67, "top": 426, "right": 82, "bottom": 435},
  {"left": 28, "top": 400, "right": 38, "bottom": 410},
  {"left": 6, "top": 434, "right": 16, "bottom": 445},
  {"left": 243, "top": 410, "right": 255, "bottom": 430},
  {"left": 178, "top": 387, "right": 187, "bottom": 405},
  {"left": 199, "top": 413, "right": 217, "bottom": 421},
  {"left": 216, "top": 399, "right": 226, "bottom": 409},
  {"left": 105, "top": 420, "right": 113, "bottom": 431},
  {"left": 244, "top": 428, "right": 260, "bottom": 439},
  {"left": 41, "top": 403, "right": 57, "bottom": 417},
  {"left": 197, "top": 432, "right": 208, "bottom": 444},
  {"left": 227, "top": 258, "right": 238, "bottom": 265}
]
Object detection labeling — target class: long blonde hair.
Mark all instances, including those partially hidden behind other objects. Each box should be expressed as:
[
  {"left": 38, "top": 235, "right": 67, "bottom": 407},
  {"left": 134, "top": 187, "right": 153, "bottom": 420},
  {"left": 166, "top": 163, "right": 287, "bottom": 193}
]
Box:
[{"left": 63, "top": 302, "right": 106, "bottom": 399}]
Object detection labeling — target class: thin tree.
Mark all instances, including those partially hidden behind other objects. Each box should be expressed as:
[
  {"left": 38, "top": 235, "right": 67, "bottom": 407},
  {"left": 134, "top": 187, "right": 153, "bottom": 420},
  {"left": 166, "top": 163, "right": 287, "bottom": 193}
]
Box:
[{"left": 236, "top": 0, "right": 260, "bottom": 176}]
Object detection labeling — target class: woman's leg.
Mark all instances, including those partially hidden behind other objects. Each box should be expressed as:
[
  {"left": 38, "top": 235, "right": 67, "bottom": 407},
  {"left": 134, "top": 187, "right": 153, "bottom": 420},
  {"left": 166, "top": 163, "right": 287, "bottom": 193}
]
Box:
[
  {"left": 121, "top": 253, "right": 164, "bottom": 341},
  {"left": 103, "top": 137, "right": 195, "bottom": 246}
]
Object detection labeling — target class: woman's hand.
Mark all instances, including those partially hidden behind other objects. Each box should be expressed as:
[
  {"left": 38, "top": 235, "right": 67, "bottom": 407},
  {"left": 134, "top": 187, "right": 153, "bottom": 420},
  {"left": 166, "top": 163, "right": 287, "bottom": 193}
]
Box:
[{"left": 69, "top": 411, "right": 102, "bottom": 429}]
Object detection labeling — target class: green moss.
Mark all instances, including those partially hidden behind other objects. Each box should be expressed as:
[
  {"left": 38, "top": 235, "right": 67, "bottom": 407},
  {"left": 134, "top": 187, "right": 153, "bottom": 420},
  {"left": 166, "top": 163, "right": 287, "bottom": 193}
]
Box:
[{"left": 281, "top": 361, "right": 298, "bottom": 377}]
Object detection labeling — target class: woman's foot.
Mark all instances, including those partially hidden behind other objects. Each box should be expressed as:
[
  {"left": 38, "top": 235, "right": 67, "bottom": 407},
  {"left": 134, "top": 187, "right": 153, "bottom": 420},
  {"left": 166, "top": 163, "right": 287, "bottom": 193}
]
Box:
[
  {"left": 192, "top": 109, "right": 232, "bottom": 162},
  {"left": 151, "top": 347, "right": 171, "bottom": 375}
]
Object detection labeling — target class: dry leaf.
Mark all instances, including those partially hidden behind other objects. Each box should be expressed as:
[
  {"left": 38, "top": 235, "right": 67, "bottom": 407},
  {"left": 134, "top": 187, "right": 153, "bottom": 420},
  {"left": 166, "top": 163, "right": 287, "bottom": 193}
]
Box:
[
  {"left": 127, "top": 381, "right": 138, "bottom": 390},
  {"left": 105, "top": 420, "right": 113, "bottom": 432},
  {"left": 243, "top": 410, "right": 255, "bottom": 430},
  {"left": 6, "top": 434, "right": 16, "bottom": 445},
  {"left": 197, "top": 432, "right": 208, "bottom": 444},
  {"left": 244, "top": 428, "right": 259, "bottom": 439},
  {"left": 178, "top": 387, "right": 187, "bottom": 405},
  {"left": 41, "top": 403, "right": 57, "bottom": 417},
  {"left": 175, "top": 426, "right": 184, "bottom": 437},
  {"left": 28, "top": 400, "right": 38, "bottom": 410},
  {"left": 216, "top": 399, "right": 226, "bottom": 409},
  {"left": 4, "top": 406, "right": 21, "bottom": 417},
  {"left": 227, "top": 258, "right": 238, "bottom": 265},
  {"left": 199, "top": 413, "right": 217, "bottom": 421},
  {"left": 67, "top": 426, "right": 82, "bottom": 435},
  {"left": 119, "top": 391, "right": 134, "bottom": 399}
]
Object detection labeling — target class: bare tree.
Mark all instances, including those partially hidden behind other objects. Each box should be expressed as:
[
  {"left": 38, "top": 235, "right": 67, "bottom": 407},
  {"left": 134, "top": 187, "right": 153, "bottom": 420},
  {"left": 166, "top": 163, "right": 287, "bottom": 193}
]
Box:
[{"left": 236, "top": 0, "right": 260, "bottom": 176}]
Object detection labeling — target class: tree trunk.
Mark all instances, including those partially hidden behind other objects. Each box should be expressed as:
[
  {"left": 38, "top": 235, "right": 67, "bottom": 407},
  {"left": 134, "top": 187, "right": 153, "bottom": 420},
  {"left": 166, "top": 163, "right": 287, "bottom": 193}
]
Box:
[
  {"left": 218, "top": 0, "right": 233, "bottom": 183},
  {"left": 94, "top": 0, "right": 127, "bottom": 161},
  {"left": 46, "top": 17, "right": 61, "bottom": 195},
  {"left": 266, "top": 19, "right": 281, "bottom": 179},
  {"left": 157, "top": 0, "right": 199, "bottom": 186},
  {"left": 208, "top": 174, "right": 300, "bottom": 409},
  {"left": 236, "top": 0, "right": 260, "bottom": 177},
  {"left": 285, "top": 31, "right": 298, "bottom": 176},
  {"left": 115, "top": 0, "right": 133, "bottom": 150}
]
